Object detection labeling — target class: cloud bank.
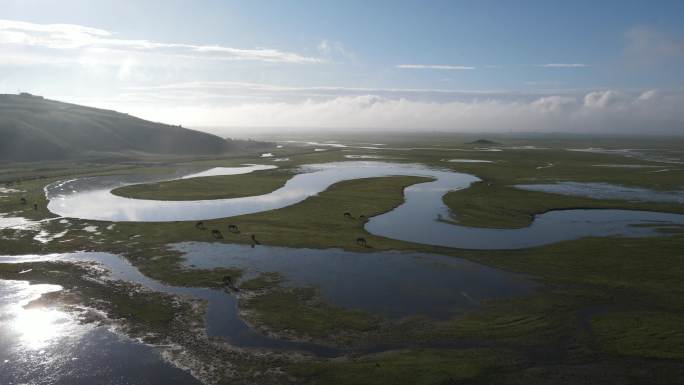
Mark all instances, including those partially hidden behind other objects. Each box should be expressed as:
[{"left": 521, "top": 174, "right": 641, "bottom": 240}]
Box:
[{"left": 83, "top": 87, "right": 684, "bottom": 135}]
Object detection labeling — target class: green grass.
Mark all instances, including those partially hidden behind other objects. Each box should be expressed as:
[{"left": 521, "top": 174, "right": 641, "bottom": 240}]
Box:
[
  {"left": 238, "top": 272, "right": 283, "bottom": 290},
  {"left": 111, "top": 169, "right": 293, "bottom": 200},
  {"left": 443, "top": 182, "right": 684, "bottom": 229},
  {"left": 243, "top": 285, "right": 380, "bottom": 344},
  {"left": 195, "top": 175, "right": 434, "bottom": 250},
  {"left": 592, "top": 311, "right": 684, "bottom": 359},
  {"left": 288, "top": 348, "right": 521, "bottom": 385}
]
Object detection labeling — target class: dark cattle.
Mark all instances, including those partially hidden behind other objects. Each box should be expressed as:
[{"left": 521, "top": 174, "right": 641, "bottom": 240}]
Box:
[
  {"left": 222, "top": 275, "right": 239, "bottom": 291},
  {"left": 251, "top": 234, "right": 261, "bottom": 245},
  {"left": 20, "top": 197, "right": 27, "bottom": 205},
  {"left": 228, "top": 224, "right": 240, "bottom": 233},
  {"left": 343, "top": 212, "right": 352, "bottom": 218},
  {"left": 211, "top": 229, "right": 223, "bottom": 239},
  {"left": 33, "top": 203, "right": 38, "bottom": 211},
  {"left": 195, "top": 221, "right": 205, "bottom": 230},
  {"left": 356, "top": 237, "right": 367, "bottom": 247}
]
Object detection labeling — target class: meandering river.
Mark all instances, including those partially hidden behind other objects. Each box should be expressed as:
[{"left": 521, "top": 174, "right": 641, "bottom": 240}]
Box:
[{"left": 46, "top": 161, "right": 684, "bottom": 249}]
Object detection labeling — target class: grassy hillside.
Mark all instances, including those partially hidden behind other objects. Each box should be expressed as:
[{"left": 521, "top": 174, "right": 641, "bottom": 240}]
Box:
[{"left": 0, "top": 93, "right": 251, "bottom": 161}]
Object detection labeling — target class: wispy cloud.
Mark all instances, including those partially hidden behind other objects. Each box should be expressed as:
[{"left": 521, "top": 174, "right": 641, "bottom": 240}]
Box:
[
  {"left": 537, "top": 63, "right": 590, "bottom": 68},
  {"left": 397, "top": 64, "right": 475, "bottom": 70},
  {"left": 625, "top": 26, "right": 684, "bottom": 66},
  {"left": 0, "top": 19, "right": 321, "bottom": 64}
]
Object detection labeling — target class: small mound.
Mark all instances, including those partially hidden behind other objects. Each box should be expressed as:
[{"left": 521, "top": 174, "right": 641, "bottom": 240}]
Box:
[{"left": 466, "top": 139, "right": 500, "bottom": 145}]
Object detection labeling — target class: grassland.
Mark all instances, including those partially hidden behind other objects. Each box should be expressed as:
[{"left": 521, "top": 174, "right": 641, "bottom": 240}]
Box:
[
  {"left": 1, "top": 135, "right": 684, "bottom": 384},
  {"left": 443, "top": 181, "right": 684, "bottom": 228},
  {"left": 112, "top": 168, "right": 293, "bottom": 200}
]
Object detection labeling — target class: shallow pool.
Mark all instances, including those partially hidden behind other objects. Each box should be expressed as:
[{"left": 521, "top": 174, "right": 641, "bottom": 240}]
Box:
[{"left": 174, "top": 242, "right": 535, "bottom": 319}]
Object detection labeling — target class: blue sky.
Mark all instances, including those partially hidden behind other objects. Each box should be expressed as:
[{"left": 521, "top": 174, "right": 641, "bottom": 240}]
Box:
[{"left": 1, "top": 0, "right": 683, "bottom": 133}]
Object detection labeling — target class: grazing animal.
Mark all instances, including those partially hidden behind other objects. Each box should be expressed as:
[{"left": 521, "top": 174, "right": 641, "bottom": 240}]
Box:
[
  {"left": 251, "top": 234, "right": 261, "bottom": 245},
  {"left": 343, "top": 212, "right": 352, "bottom": 218},
  {"left": 211, "top": 229, "right": 223, "bottom": 239},
  {"left": 222, "top": 275, "right": 239, "bottom": 291},
  {"left": 359, "top": 214, "right": 367, "bottom": 222},
  {"left": 20, "top": 197, "right": 27, "bottom": 205},
  {"left": 195, "top": 221, "right": 205, "bottom": 230},
  {"left": 228, "top": 224, "right": 240, "bottom": 233},
  {"left": 356, "top": 237, "right": 368, "bottom": 247}
]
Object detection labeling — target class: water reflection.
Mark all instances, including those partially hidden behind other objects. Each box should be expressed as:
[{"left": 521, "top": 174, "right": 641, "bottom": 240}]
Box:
[
  {"left": 46, "top": 162, "right": 479, "bottom": 222},
  {"left": 174, "top": 242, "right": 534, "bottom": 319},
  {"left": 181, "top": 164, "right": 276, "bottom": 179},
  {"left": 0, "top": 253, "right": 338, "bottom": 356},
  {"left": 2, "top": 282, "right": 72, "bottom": 351},
  {"left": 0, "top": 280, "right": 201, "bottom": 385},
  {"left": 516, "top": 182, "right": 684, "bottom": 204}
]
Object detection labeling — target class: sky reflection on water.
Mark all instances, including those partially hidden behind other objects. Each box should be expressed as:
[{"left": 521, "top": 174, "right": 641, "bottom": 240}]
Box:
[{"left": 0, "top": 280, "right": 201, "bottom": 385}]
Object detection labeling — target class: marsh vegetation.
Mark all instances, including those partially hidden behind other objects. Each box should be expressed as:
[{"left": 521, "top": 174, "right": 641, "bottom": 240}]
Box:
[{"left": 2, "top": 134, "right": 684, "bottom": 384}]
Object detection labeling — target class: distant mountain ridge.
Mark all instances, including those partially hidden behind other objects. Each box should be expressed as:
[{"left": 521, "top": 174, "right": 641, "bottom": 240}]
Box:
[{"left": 0, "top": 93, "right": 240, "bottom": 161}]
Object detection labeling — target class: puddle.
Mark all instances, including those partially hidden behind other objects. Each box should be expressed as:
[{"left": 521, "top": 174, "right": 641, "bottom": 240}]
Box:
[
  {"left": 344, "top": 155, "right": 387, "bottom": 159},
  {"left": 443, "top": 159, "right": 493, "bottom": 163}
]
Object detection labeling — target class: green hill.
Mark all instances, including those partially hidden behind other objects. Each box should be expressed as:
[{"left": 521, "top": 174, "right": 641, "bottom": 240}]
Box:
[{"left": 0, "top": 93, "right": 242, "bottom": 161}]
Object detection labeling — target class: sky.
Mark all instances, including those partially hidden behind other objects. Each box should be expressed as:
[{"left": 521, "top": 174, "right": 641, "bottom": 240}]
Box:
[{"left": 1, "top": 0, "right": 684, "bottom": 135}]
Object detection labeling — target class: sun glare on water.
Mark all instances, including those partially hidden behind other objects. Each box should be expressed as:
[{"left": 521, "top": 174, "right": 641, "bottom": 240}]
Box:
[{"left": 3, "top": 282, "right": 78, "bottom": 351}]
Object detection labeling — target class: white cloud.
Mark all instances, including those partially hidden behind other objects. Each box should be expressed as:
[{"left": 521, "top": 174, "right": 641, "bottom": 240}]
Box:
[
  {"left": 397, "top": 64, "right": 475, "bottom": 70},
  {"left": 0, "top": 19, "right": 321, "bottom": 64},
  {"left": 538, "top": 63, "right": 590, "bottom": 68},
  {"left": 583, "top": 90, "right": 628, "bottom": 109},
  {"left": 77, "top": 88, "right": 683, "bottom": 135}
]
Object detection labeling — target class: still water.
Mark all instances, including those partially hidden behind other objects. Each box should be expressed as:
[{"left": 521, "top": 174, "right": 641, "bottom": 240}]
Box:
[
  {"left": 0, "top": 244, "right": 535, "bottom": 382},
  {"left": 516, "top": 182, "right": 684, "bottom": 204},
  {"left": 174, "top": 242, "right": 534, "bottom": 319},
  {"left": 0, "top": 252, "right": 337, "bottom": 356},
  {"left": 0, "top": 279, "right": 201, "bottom": 385}
]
